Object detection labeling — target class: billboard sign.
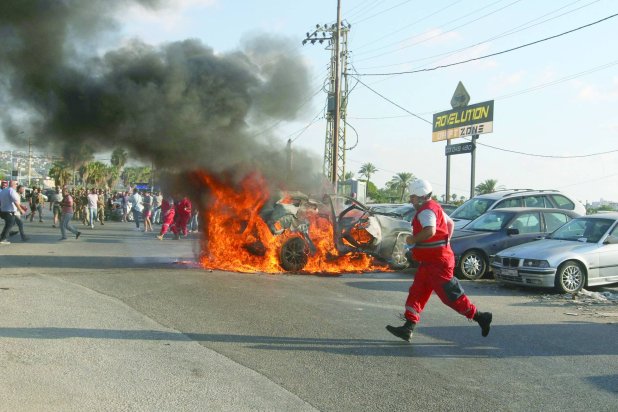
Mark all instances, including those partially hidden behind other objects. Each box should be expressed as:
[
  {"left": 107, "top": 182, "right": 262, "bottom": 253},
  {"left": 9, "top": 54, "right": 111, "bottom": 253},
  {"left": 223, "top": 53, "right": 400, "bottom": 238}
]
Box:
[{"left": 432, "top": 100, "right": 494, "bottom": 142}]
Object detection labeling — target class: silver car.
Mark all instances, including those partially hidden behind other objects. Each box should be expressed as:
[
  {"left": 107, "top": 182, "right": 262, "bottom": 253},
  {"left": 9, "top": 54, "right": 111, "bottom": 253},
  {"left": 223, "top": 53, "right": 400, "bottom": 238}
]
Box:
[{"left": 491, "top": 213, "right": 618, "bottom": 293}]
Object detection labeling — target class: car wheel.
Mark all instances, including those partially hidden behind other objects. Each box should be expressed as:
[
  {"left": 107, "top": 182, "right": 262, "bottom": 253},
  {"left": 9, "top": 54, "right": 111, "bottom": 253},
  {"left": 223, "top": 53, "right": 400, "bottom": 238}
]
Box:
[
  {"left": 458, "top": 250, "right": 487, "bottom": 280},
  {"left": 555, "top": 260, "right": 586, "bottom": 293},
  {"left": 279, "top": 237, "right": 309, "bottom": 272},
  {"left": 389, "top": 235, "right": 410, "bottom": 270}
]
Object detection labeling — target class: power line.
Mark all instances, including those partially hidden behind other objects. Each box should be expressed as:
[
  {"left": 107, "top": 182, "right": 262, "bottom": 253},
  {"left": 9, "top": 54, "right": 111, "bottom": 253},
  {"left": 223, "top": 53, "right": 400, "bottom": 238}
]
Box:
[
  {"left": 351, "top": 74, "right": 618, "bottom": 160},
  {"left": 353, "top": 0, "right": 518, "bottom": 60},
  {"left": 353, "top": 0, "right": 416, "bottom": 25},
  {"left": 466, "top": 137, "right": 618, "bottom": 159},
  {"left": 353, "top": 12, "right": 618, "bottom": 76},
  {"left": 352, "top": 0, "right": 463, "bottom": 52},
  {"left": 348, "top": 58, "right": 618, "bottom": 119},
  {"left": 351, "top": 76, "right": 432, "bottom": 124},
  {"left": 357, "top": 0, "right": 597, "bottom": 70}
]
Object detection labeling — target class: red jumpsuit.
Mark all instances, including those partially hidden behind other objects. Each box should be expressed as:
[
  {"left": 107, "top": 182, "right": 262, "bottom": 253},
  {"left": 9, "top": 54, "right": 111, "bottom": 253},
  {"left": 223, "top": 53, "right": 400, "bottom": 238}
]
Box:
[
  {"left": 171, "top": 197, "right": 191, "bottom": 237},
  {"left": 159, "top": 198, "right": 175, "bottom": 236},
  {"left": 404, "top": 200, "right": 477, "bottom": 323}
]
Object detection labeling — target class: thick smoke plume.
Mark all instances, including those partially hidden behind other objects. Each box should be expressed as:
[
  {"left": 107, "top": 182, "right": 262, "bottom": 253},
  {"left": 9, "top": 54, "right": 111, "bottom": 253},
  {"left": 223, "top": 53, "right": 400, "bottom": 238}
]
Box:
[{"left": 0, "top": 0, "right": 323, "bottom": 193}]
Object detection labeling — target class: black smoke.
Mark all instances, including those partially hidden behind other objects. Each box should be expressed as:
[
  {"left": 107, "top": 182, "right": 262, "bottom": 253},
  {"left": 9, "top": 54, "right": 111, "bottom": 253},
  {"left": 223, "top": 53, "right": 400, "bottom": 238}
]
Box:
[{"left": 0, "top": 0, "right": 323, "bottom": 192}]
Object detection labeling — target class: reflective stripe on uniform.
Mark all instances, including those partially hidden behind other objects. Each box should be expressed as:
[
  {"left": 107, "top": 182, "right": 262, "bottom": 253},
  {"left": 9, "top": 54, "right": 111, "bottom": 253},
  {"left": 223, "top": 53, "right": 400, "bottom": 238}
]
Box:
[
  {"left": 405, "top": 305, "right": 420, "bottom": 316},
  {"left": 415, "top": 240, "right": 448, "bottom": 248}
]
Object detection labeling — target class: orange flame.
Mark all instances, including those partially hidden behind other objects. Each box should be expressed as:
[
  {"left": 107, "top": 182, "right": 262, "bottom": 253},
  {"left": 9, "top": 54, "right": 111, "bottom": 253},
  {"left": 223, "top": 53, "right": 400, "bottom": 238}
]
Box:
[{"left": 193, "top": 171, "right": 387, "bottom": 274}]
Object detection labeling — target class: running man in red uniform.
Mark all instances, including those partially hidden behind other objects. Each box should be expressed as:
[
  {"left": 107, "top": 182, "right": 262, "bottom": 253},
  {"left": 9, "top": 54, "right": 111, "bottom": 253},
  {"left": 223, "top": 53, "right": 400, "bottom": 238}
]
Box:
[{"left": 386, "top": 179, "right": 492, "bottom": 342}]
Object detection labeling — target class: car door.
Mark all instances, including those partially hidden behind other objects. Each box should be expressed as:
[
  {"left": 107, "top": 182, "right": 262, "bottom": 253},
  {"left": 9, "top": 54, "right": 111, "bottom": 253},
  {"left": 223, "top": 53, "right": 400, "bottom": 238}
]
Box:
[
  {"left": 542, "top": 211, "right": 572, "bottom": 233},
  {"left": 598, "top": 223, "right": 618, "bottom": 281},
  {"left": 493, "top": 212, "right": 542, "bottom": 252}
]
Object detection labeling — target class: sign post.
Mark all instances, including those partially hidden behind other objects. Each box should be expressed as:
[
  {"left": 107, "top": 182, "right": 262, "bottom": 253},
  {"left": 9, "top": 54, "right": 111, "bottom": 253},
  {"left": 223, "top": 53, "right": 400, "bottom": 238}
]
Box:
[
  {"left": 432, "top": 82, "right": 494, "bottom": 201},
  {"left": 445, "top": 82, "right": 470, "bottom": 202}
]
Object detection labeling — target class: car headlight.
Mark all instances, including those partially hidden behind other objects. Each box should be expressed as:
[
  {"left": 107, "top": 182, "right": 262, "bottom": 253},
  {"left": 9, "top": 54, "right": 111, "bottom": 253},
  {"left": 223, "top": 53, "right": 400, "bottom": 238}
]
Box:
[
  {"left": 490, "top": 255, "right": 502, "bottom": 265},
  {"left": 522, "top": 259, "right": 550, "bottom": 268}
]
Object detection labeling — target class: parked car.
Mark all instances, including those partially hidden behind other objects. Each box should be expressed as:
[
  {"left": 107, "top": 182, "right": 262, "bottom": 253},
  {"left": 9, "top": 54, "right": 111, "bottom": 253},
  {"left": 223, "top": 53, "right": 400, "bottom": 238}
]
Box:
[
  {"left": 265, "top": 194, "right": 412, "bottom": 271},
  {"left": 450, "top": 189, "right": 586, "bottom": 229},
  {"left": 490, "top": 213, "right": 618, "bottom": 293},
  {"left": 441, "top": 203, "right": 457, "bottom": 215},
  {"left": 451, "top": 208, "right": 579, "bottom": 280},
  {"left": 368, "top": 203, "right": 404, "bottom": 214}
]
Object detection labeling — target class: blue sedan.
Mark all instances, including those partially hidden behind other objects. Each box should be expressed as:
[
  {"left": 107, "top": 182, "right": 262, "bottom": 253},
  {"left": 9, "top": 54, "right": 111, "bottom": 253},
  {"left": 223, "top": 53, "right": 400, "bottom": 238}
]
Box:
[{"left": 451, "top": 207, "right": 579, "bottom": 280}]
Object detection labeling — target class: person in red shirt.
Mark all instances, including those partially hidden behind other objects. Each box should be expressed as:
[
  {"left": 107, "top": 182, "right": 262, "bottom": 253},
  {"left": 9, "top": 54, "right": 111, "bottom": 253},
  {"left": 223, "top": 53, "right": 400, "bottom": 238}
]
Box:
[
  {"left": 156, "top": 196, "right": 175, "bottom": 240},
  {"left": 170, "top": 196, "right": 192, "bottom": 239},
  {"left": 386, "top": 179, "right": 492, "bottom": 342}
]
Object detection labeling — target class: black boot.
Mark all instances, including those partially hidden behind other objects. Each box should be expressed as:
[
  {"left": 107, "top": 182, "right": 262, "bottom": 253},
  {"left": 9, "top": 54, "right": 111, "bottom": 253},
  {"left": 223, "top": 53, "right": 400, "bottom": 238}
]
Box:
[
  {"left": 474, "top": 312, "right": 492, "bottom": 337},
  {"left": 386, "top": 320, "right": 415, "bottom": 342}
]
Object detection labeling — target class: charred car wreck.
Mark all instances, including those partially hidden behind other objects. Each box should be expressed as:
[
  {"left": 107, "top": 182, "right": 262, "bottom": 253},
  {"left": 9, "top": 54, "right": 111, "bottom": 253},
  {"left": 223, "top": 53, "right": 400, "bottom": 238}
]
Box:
[{"left": 260, "top": 193, "right": 412, "bottom": 272}]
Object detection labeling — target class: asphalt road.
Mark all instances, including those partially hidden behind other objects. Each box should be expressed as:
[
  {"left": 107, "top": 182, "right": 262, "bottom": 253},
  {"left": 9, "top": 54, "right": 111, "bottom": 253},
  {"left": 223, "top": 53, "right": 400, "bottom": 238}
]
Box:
[{"left": 1, "top": 219, "right": 617, "bottom": 411}]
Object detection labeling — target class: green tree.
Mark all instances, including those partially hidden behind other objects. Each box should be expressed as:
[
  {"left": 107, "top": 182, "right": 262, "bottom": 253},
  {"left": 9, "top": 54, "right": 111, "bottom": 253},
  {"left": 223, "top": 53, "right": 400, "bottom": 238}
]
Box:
[
  {"left": 48, "top": 161, "right": 73, "bottom": 187},
  {"left": 344, "top": 171, "right": 355, "bottom": 180},
  {"left": 111, "top": 148, "right": 128, "bottom": 170},
  {"left": 122, "top": 166, "right": 152, "bottom": 187},
  {"left": 63, "top": 145, "right": 94, "bottom": 185},
  {"left": 475, "top": 179, "right": 501, "bottom": 195},
  {"left": 451, "top": 193, "right": 458, "bottom": 203},
  {"left": 358, "top": 163, "right": 378, "bottom": 197},
  {"left": 83, "top": 161, "right": 108, "bottom": 187},
  {"left": 389, "top": 172, "right": 415, "bottom": 202},
  {"left": 106, "top": 166, "right": 121, "bottom": 190}
]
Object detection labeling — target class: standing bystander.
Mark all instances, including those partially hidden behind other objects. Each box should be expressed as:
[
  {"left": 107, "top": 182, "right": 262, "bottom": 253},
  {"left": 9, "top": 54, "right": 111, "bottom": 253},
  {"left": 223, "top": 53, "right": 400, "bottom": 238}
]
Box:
[
  {"left": 59, "top": 187, "right": 82, "bottom": 240},
  {"left": 86, "top": 188, "right": 98, "bottom": 229},
  {"left": 130, "top": 188, "right": 143, "bottom": 230}
]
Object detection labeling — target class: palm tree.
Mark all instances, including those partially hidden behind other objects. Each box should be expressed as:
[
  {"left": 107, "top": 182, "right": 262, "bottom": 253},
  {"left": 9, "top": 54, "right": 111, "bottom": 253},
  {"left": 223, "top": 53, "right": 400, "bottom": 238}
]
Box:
[
  {"left": 121, "top": 166, "right": 152, "bottom": 187},
  {"left": 389, "top": 172, "right": 415, "bottom": 202},
  {"left": 475, "top": 179, "right": 500, "bottom": 195},
  {"left": 111, "top": 148, "right": 128, "bottom": 170},
  {"left": 48, "top": 161, "right": 73, "bottom": 187},
  {"left": 63, "top": 145, "right": 94, "bottom": 186},
  {"left": 344, "top": 171, "right": 355, "bottom": 180},
  {"left": 85, "top": 161, "right": 107, "bottom": 187},
  {"left": 358, "top": 163, "right": 378, "bottom": 199},
  {"left": 106, "top": 166, "right": 121, "bottom": 190}
]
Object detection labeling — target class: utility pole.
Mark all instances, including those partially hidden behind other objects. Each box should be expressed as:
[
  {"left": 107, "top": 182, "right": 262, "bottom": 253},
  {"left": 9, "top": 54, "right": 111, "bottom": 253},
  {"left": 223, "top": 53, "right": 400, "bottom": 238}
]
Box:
[
  {"left": 332, "top": 0, "right": 342, "bottom": 189},
  {"left": 28, "top": 137, "right": 32, "bottom": 186},
  {"left": 302, "top": 1, "right": 351, "bottom": 192}
]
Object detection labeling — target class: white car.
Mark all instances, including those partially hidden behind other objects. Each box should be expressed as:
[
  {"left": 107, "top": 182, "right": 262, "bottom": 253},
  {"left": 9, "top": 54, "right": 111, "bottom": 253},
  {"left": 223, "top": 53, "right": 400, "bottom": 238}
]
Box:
[
  {"left": 491, "top": 213, "right": 618, "bottom": 293},
  {"left": 450, "top": 189, "right": 586, "bottom": 229}
]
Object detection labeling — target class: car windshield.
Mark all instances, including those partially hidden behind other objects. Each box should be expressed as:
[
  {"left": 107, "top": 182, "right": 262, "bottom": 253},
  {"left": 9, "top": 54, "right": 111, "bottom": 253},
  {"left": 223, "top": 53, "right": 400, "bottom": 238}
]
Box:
[
  {"left": 465, "top": 211, "right": 513, "bottom": 232},
  {"left": 391, "top": 204, "right": 415, "bottom": 222},
  {"left": 451, "top": 198, "right": 494, "bottom": 220},
  {"left": 548, "top": 217, "right": 615, "bottom": 243}
]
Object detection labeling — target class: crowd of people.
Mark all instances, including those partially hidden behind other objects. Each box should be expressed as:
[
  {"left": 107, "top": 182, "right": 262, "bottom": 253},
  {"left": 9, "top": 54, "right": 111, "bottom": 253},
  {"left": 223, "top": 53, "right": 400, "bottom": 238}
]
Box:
[{"left": 0, "top": 180, "right": 199, "bottom": 245}]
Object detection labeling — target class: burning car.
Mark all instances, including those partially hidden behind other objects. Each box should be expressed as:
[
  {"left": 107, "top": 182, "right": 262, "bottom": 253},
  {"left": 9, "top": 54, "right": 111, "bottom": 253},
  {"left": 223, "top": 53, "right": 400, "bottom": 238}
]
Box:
[
  {"left": 192, "top": 172, "right": 411, "bottom": 274},
  {"left": 262, "top": 193, "right": 412, "bottom": 272}
]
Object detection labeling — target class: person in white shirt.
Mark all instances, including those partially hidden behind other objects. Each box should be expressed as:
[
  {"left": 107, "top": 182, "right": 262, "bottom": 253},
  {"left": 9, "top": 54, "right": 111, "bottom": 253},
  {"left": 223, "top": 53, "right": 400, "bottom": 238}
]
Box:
[
  {"left": 0, "top": 180, "right": 27, "bottom": 244},
  {"left": 130, "top": 188, "right": 143, "bottom": 230},
  {"left": 87, "top": 188, "right": 99, "bottom": 229}
]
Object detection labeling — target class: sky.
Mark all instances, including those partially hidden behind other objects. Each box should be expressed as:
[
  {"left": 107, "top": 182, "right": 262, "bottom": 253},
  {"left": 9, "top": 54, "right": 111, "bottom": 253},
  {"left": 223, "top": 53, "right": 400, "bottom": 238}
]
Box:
[{"left": 2, "top": 0, "right": 617, "bottom": 204}]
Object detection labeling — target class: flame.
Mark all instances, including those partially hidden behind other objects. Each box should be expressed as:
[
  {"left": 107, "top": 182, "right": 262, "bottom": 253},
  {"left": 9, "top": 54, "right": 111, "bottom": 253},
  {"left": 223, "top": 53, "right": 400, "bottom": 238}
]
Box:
[{"left": 192, "top": 171, "right": 387, "bottom": 274}]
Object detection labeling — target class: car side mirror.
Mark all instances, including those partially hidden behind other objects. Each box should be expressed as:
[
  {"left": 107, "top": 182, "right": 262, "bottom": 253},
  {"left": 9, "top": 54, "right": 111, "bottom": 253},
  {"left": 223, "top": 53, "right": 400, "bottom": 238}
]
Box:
[{"left": 506, "top": 228, "right": 519, "bottom": 235}]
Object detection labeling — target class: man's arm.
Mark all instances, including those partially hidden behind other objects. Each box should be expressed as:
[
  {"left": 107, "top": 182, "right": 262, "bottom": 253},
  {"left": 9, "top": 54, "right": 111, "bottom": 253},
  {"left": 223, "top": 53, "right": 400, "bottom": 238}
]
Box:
[
  {"left": 13, "top": 193, "right": 27, "bottom": 214},
  {"left": 406, "top": 226, "right": 435, "bottom": 245},
  {"left": 445, "top": 213, "right": 454, "bottom": 240}
]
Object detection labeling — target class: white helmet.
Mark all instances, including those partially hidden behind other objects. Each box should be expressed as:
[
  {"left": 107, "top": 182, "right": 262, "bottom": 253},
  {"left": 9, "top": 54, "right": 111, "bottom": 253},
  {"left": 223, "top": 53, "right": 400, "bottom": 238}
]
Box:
[{"left": 408, "top": 179, "right": 432, "bottom": 197}]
